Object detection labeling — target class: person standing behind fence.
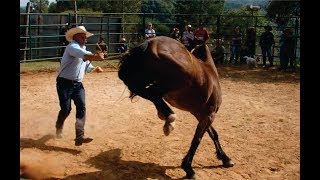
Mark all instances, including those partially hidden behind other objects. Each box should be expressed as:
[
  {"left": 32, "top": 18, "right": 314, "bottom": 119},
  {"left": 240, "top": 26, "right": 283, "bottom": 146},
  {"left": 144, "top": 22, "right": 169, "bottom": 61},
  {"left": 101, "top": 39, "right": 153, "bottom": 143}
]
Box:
[
  {"left": 259, "top": 25, "right": 275, "bottom": 67},
  {"left": 145, "top": 22, "right": 156, "bottom": 39},
  {"left": 229, "top": 26, "right": 242, "bottom": 64},
  {"left": 194, "top": 23, "right": 209, "bottom": 45},
  {"left": 55, "top": 25, "right": 105, "bottom": 146},
  {"left": 279, "top": 28, "right": 295, "bottom": 71},
  {"left": 181, "top": 24, "right": 194, "bottom": 51},
  {"left": 244, "top": 27, "right": 256, "bottom": 58}
]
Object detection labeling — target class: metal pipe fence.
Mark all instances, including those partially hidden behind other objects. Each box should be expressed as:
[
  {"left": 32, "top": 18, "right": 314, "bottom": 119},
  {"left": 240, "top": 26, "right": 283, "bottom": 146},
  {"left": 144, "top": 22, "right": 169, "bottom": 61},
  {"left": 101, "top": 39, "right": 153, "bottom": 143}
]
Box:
[{"left": 20, "top": 12, "right": 300, "bottom": 67}]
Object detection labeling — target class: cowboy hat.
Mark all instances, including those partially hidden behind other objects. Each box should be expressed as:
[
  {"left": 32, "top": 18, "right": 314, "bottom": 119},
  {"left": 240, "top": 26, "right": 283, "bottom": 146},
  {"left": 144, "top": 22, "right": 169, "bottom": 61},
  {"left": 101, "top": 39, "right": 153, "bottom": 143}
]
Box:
[{"left": 65, "top": 25, "right": 93, "bottom": 42}]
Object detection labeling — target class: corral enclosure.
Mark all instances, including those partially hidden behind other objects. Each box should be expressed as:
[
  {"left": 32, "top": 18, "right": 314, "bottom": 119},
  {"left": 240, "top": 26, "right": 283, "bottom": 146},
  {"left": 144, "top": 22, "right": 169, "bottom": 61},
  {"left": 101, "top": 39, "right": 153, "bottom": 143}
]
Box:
[
  {"left": 20, "top": 12, "right": 300, "bottom": 65},
  {"left": 20, "top": 65, "right": 300, "bottom": 179},
  {"left": 20, "top": 13, "right": 122, "bottom": 60}
]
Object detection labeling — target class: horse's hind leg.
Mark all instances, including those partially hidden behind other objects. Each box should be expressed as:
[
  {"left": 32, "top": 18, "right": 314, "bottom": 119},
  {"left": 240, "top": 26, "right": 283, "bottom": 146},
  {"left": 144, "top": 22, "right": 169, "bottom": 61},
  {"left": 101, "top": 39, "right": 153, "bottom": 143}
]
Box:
[
  {"left": 207, "top": 125, "right": 234, "bottom": 167},
  {"left": 181, "top": 114, "right": 212, "bottom": 179}
]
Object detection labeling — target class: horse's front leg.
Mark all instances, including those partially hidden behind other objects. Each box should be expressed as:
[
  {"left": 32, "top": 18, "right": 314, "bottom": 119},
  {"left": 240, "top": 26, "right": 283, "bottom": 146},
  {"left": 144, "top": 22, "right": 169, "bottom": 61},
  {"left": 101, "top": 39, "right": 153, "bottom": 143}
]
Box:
[
  {"left": 181, "top": 114, "right": 212, "bottom": 179},
  {"left": 133, "top": 85, "right": 176, "bottom": 136},
  {"left": 153, "top": 99, "right": 176, "bottom": 136}
]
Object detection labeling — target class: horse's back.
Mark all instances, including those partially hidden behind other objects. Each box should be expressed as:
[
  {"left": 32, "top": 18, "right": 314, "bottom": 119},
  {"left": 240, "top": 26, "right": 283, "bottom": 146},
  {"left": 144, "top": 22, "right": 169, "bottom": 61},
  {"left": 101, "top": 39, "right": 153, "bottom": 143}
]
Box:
[
  {"left": 148, "top": 36, "right": 222, "bottom": 113},
  {"left": 119, "top": 36, "right": 222, "bottom": 114}
]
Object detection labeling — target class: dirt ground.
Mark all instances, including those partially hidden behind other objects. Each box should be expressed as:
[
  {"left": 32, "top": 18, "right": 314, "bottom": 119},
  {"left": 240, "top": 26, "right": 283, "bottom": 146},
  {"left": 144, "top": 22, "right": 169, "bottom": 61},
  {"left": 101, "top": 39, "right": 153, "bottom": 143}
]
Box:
[{"left": 20, "top": 64, "right": 300, "bottom": 180}]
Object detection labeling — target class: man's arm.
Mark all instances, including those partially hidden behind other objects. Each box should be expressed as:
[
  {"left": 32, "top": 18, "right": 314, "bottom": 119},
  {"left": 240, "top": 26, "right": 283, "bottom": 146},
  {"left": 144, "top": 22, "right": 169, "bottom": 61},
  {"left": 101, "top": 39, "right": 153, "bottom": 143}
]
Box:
[{"left": 84, "top": 52, "right": 105, "bottom": 61}]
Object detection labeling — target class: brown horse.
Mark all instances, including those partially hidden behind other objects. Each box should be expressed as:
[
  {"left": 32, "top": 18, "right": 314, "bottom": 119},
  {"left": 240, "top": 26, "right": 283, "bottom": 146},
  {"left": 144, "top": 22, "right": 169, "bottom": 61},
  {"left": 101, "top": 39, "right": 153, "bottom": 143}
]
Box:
[{"left": 118, "top": 36, "right": 234, "bottom": 179}]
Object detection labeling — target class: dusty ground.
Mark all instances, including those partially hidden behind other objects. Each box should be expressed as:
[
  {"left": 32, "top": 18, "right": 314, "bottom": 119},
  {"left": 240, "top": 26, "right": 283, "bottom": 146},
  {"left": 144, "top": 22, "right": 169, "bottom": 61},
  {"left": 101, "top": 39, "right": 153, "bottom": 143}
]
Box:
[{"left": 20, "top": 64, "right": 300, "bottom": 180}]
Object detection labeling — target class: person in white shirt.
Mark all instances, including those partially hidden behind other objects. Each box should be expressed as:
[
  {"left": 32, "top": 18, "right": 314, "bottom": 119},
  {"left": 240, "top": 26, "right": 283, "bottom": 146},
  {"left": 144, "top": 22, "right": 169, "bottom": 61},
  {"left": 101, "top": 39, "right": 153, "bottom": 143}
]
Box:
[
  {"left": 181, "top": 24, "right": 194, "bottom": 51},
  {"left": 56, "top": 25, "right": 106, "bottom": 146},
  {"left": 145, "top": 22, "right": 156, "bottom": 39}
]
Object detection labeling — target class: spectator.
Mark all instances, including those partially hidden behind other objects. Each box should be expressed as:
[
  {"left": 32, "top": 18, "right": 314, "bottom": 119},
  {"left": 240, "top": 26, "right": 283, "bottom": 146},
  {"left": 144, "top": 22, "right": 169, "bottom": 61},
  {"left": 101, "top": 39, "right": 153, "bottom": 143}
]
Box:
[
  {"left": 259, "top": 25, "right": 275, "bottom": 67},
  {"left": 170, "top": 27, "right": 181, "bottom": 41},
  {"left": 194, "top": 23, "right": 209, "bottom": 45},
  {"left": 279, "top": 28, "right": 295, "bottom": 71},
  {"left": 55, "top": 25, "right": 105, "bottom": 146},
  {"left": 145, "top": 22, "right": 156, "bottom": 39},
  {"left": 118, "top": 37, "right": 129, "bottom": 54},
  {"left": 96, "top": 36, "right": 108, "bottom": 58},
  {"left": 244, "top": 27, "right": 256, "bottom": 58},
  {"left": 181, "top": 24, "right": 195, "bottom": 51},
  {"left": 229, "top": 26, "right": 242, "bottom": 64},
  {"left": 212, "top": 38, "right": 226, "bottom": 64}
]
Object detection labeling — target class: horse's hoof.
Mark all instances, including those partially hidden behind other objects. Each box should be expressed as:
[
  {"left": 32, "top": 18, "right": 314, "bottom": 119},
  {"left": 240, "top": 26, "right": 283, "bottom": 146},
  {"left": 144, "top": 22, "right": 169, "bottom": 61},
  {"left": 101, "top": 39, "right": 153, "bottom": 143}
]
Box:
[
  {"left": 163, "top": 121, "right": 175, "bottom": 136},
  {"left": 183, "top": 174, "right": 197, "bottom": 179},
  {"left": 223, "top": 159, "right": 235, "bottom": 168},
  {"left": 167, "top": 113, "right": 177, "bottom": 123}
]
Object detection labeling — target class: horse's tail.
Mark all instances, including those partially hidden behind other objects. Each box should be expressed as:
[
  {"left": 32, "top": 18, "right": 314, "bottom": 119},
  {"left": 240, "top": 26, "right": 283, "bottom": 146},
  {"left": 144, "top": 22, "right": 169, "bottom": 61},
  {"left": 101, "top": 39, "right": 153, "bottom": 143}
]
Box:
[{"left": 118, "top": 40, "right": 151, "bottom": 99}]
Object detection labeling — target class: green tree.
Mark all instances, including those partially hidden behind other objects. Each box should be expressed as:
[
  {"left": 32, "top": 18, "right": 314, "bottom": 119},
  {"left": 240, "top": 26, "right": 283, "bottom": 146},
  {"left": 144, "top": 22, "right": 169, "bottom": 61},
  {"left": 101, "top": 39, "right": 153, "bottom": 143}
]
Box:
[
  {"left": 30, "top": 0, "right": 49, "bottom": 13},
  {"left": 175, "top": 0, "right": 224, "bottom": 32},
  {"left": 266, "top": 0, "right": 300, "bottom": 26}
]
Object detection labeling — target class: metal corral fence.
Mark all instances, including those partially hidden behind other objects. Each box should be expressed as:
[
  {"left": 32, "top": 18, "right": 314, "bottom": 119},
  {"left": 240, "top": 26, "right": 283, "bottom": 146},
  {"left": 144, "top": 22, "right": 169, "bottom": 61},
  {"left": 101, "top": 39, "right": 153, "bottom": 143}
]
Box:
[{"left": 20, "top": 12, "right": 300, "bottom": 66}]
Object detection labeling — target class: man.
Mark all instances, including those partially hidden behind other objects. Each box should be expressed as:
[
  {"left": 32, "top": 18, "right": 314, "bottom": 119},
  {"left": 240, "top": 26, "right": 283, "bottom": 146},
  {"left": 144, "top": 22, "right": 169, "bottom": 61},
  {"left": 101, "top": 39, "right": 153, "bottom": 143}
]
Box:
[
  {"left": 259, "top": 25, "right": 275, "bottom": 67},
  {"left": 56, "top": 25, "right": 105, "bottom": 146},
  {"left": 145, "top": 22, "right": 156, "bottom": 39},
  {"left": 181, "top": 24, "right": 194, "bottom": 51},
  {"left": 194, "top": 23, "right": 209, "bottom": 45},
  {"left": 229, "top": 26, "right": 242, "bottom": 64}
]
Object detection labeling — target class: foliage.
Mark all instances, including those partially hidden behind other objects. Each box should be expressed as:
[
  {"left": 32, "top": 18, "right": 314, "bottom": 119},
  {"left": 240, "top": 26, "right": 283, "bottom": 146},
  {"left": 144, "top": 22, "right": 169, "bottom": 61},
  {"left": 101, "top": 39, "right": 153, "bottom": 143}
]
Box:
[
  {"left": 224, "top": 0, "right": 268, "bottom": 10},
  {"left": 220, "top": 6, "right": 273, "bottom": 45},
  {"left": 30, "top": 0, "right": 50, "bottom": 13},
  {"left": 175, "top": 0, "right": 224, "bottom": 27},
  {"left": 266, "top": 0, "right": 300, "bottom": 26}
]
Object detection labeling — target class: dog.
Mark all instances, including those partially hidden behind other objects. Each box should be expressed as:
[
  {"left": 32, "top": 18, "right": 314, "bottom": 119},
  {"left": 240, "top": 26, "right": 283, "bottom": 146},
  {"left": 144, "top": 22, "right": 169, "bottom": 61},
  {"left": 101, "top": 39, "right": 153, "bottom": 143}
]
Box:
[{"left": 243, "top": 56, "right": 259, "bottom": 68}]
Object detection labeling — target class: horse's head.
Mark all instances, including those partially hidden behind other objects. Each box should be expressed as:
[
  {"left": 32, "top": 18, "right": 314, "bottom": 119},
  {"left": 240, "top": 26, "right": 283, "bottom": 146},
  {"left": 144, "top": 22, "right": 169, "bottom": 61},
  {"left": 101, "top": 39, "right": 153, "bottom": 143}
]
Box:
[{"left": 191, "top": 43, "right": 213, "bottom": 63}]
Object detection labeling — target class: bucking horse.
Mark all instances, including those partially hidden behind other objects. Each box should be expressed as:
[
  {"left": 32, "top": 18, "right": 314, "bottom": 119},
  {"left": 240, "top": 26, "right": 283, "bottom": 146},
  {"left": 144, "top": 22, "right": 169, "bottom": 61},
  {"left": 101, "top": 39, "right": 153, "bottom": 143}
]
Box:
[{"left": 118, "top": 36, "right": 234, "bottom": 179}]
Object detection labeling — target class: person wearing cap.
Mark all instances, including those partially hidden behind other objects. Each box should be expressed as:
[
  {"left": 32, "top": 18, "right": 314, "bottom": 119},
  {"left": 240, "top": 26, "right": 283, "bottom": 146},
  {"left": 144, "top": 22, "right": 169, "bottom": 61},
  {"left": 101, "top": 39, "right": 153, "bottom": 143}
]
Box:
[
  {"left": 259, "top": 25, "right": 275, "bottom": 67},
  {"left": 170, "top": 27, "right": 181, "bottom": 41},
  {"left": 145, "top": 22, "right": 156, "bottom": 39},
  {"left": 118, "top": 37, "right": 129, "bottom": 54},
  {"left": 181, "top": 24, "right": 194, "bottom": 51},
  {"left": 55, "top": 25, "right": 105, "bottom": 146}
]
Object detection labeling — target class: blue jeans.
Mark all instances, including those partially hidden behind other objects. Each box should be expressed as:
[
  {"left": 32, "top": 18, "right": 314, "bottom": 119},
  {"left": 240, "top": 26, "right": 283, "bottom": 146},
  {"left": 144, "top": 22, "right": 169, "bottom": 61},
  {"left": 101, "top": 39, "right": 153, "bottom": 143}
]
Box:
[
  {"left": 229, "top": 45, "right": 241, "bottom": 63},
  {"left": 261, "top": 47, "right": 273, "bottom": 66},
  {"left": 56, "top": 77, "right": 86, "bottom": 139}
]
